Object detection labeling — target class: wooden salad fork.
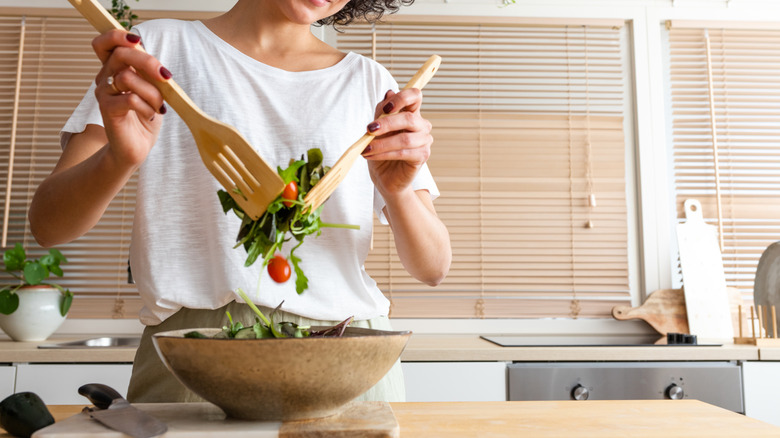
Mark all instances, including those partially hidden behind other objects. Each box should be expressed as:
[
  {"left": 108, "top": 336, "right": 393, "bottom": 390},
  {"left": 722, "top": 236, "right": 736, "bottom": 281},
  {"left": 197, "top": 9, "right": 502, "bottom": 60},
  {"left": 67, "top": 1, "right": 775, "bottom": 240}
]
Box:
[
  {"left": 303, "top": 55, "right": 442, "bottom": 212},
  {"left": 69, "top": 0, "right": 284, "bottom": 220}
]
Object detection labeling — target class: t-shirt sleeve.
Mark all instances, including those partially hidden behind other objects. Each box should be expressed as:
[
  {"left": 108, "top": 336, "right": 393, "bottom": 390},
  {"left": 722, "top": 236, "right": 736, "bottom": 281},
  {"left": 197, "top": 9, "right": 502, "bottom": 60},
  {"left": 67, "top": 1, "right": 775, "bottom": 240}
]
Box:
[
  {"left": 59, "top": 21, "right": 153, "bottom": 150},
  {"left": 60, "top": 81, "right": 102, "bottom": 150},
  {"left": 373, "top": 164, "right": 441, "bottom": 225}
]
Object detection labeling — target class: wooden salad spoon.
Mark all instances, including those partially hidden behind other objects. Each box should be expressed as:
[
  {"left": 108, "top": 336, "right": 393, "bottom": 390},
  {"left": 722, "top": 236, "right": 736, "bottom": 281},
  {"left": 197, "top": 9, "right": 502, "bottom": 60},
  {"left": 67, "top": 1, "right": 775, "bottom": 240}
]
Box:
[
  {"left": 69, "top": 0, "right": 285, "bottom": 220},
  {"left": 303, "top": 55, "right": 442, "bottom": 212}
]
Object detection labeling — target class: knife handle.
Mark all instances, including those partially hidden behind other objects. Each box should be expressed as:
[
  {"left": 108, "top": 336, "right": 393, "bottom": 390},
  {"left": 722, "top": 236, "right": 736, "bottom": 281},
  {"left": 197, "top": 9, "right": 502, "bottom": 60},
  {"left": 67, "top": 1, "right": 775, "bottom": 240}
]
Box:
[{"left": 78, "top": 383, "right": 123, "bottom": 410}]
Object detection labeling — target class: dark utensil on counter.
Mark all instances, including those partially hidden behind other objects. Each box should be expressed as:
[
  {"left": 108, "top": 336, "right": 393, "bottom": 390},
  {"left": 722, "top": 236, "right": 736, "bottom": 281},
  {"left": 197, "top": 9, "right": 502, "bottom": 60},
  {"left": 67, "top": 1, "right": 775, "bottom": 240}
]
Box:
[
  {"left": 0, "top": 392, "right": 54, "bottom": 438},
  {"left": 78, "top": 383, "right": 167, "bottom": 438}
]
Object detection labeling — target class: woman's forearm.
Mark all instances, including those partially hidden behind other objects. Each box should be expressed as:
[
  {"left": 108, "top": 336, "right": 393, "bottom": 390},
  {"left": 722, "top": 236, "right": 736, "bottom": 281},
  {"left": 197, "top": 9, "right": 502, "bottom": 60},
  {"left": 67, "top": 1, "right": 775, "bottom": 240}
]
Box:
[
  {"left": 29, "top": 129, "right": 137, "bottom": 247},
  {"left": 382, "top": 189, "right": 451, "bottom": 286}
]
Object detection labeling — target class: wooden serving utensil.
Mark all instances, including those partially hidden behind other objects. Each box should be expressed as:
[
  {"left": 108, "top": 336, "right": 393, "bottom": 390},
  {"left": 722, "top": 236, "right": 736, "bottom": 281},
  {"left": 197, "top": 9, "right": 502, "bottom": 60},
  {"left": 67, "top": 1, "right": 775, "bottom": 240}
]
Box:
[
  {"left": 303, "top": 55, "right": 442, "bottom": 212},
  {"left": 69, "top": 0, "right": 284, "bottom": 220}
]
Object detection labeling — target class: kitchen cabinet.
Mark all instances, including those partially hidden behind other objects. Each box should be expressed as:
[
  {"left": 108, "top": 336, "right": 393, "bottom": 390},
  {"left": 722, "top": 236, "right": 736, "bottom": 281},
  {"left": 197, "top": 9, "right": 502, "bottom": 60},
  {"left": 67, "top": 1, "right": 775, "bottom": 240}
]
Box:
[
  {"left": 14, "top": 364, "right": 132, "bottom": 405},
  {"left": 401, "top": 361, "right": 507, "bottom": 402},
  {"left": 0, "top": 365, "right": 16, "bottom": 401},
  {"left": 742, "top": 361, "right": 780, "bottom": 426}
]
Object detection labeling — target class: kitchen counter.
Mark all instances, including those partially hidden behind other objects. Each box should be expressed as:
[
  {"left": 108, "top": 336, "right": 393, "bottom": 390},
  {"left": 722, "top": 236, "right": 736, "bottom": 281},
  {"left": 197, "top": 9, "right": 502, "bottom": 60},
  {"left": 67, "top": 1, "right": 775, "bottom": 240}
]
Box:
[
  {"left": 758, "top": 347, "right": 780, "bottom": 360},
  {"left": 0, "top": 334, "right": 762, "bottom": 363},
  {"left": 403, "top": 335, "right": 760, "bottom": 361},
  {"left": 7, "top": 400, "right": 779, "bottom": 437},
  {"left": 0, "top": 337, "right": 138, "bottom": 363}
]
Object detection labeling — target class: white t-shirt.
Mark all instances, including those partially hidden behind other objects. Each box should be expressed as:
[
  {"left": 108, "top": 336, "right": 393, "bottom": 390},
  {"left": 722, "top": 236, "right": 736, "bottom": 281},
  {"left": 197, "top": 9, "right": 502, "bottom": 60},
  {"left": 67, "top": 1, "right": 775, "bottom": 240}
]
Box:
[{"left": 61, "top": 19, "right": 439, "bottom": 325}]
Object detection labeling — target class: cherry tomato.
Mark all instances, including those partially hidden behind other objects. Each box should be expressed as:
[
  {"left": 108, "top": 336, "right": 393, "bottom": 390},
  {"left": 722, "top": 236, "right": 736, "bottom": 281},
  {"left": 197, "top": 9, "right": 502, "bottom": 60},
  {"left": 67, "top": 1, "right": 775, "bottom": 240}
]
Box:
[
  {"left": 268, "top": 254, "right": 291, "bottom": 283},
  {"left": 282, "top": 181, "right": 298, "bottom": 208}
]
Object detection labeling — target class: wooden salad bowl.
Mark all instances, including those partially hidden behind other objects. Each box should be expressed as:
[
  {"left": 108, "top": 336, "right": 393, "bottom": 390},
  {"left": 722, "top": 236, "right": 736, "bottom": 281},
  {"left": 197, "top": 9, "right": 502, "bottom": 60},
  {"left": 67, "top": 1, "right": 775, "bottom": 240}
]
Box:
[{"left": 152, "top": 327, "right": 411, "bottom": 421}]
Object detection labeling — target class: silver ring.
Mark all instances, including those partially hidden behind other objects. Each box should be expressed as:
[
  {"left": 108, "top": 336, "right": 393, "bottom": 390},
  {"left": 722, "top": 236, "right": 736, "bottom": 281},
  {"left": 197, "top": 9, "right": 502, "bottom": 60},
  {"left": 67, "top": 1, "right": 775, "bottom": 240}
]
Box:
[{"left": 106, "top": 75, "right": 121, "bottom": 94}]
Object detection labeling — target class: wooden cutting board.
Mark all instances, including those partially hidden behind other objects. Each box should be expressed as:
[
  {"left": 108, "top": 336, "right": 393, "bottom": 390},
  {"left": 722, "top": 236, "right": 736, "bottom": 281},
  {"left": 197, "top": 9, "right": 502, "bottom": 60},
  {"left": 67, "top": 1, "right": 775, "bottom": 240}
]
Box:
[
  {"left": 612, "top": 287, "right": 746, "bottom": 340},
  {"left": 612, "top": 289, "right": 690, "bottom": 336},
  {"left": 32, "top": 401, "right": 399, "bottom": 438}
]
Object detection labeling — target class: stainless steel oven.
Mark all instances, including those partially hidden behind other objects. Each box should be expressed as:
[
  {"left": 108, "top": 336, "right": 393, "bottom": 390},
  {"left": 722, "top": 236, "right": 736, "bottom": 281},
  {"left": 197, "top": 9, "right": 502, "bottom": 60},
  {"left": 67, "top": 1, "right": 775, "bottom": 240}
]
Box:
[{"left": 507, "top": 361, "right": 744, "bottom": 413}]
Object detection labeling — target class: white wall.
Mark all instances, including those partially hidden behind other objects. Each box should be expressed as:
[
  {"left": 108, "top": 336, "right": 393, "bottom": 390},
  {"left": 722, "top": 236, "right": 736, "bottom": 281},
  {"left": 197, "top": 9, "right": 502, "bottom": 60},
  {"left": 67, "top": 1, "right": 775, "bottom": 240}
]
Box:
[{"left": 5, "top": 0, "right": 780, "bottom": 335}]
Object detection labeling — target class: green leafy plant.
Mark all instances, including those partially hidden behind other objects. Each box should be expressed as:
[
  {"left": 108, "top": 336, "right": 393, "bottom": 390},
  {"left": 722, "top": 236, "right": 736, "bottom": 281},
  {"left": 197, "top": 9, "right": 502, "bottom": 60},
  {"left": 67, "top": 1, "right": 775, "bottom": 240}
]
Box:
[
  {"left": 218, "top": 148, "right": 359, "bottom": 295},
  {"left": 111, "top": 0, "right": 139, "bottom": 30},
  {"left": 0, "top": 243, "right": 73, "bottom": 317}
]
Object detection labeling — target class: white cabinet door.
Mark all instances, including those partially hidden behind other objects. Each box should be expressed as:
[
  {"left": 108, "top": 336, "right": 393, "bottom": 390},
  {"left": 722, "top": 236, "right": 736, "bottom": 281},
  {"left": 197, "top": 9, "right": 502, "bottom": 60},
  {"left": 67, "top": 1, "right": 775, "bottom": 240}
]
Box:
[
  {"left": 402, "top": 361, "right": 507, "bottom": 402},
  {"left": 15, "top": 364, "right": 133, "bottom": 405},
  {"left": 743, "top": 361, "right": 780, "bottom": 426},
  {"left": 0, "top": 365, "right": 16, "bottom": 401}
]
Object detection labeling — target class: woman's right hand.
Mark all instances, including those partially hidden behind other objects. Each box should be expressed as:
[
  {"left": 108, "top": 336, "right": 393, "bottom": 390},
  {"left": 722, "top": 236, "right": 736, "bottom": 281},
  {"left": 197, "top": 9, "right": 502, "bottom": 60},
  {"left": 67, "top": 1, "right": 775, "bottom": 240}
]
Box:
[{"left": 91, "top": 29, "right": 170, "bottom": 169}]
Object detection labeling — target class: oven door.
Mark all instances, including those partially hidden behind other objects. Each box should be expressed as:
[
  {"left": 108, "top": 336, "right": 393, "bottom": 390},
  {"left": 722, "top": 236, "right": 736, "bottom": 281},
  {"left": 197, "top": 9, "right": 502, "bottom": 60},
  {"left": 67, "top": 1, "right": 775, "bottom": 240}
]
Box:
[{"left": 508, "top": 361, "right": 743, "bottom": 413}]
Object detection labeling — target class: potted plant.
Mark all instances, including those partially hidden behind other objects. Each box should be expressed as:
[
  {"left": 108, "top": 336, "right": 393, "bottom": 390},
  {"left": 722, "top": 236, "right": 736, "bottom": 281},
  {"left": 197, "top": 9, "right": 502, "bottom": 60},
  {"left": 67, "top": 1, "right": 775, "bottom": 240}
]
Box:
[{"left": 0, "top": 243, "right": 73, "bottom": 341}]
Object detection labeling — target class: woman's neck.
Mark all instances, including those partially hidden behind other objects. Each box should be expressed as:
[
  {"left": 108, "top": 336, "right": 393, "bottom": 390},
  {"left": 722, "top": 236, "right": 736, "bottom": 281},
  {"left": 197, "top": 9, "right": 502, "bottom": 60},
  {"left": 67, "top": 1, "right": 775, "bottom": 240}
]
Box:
[{"left": 202, "top": 1, "right": 345, "bottom": 72}]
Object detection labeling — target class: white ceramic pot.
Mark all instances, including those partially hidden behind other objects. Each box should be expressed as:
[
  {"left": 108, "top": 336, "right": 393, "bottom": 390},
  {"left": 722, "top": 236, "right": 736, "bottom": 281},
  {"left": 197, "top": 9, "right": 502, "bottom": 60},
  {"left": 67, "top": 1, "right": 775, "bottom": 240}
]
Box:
[{"left": 0, "top": 285, "right": 67, "bottom": 342}]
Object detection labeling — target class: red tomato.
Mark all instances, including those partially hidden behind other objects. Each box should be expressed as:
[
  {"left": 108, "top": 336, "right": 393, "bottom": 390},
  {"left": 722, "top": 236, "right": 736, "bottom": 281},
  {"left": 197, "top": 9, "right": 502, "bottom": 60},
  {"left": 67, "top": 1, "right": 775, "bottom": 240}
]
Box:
[
  {"left": 268, "top": 254, "right": 291, "bottom": 283},
  {"left": 282, "top": 181, "right": 298, "bottom": 207}
]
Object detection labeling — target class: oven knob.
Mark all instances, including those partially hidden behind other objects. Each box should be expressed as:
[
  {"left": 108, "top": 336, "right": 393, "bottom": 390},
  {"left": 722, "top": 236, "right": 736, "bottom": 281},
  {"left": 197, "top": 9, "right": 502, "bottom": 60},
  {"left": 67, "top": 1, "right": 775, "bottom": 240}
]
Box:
[
  {"left": 571, "top": 384, "right": 589, "bottom": 401},
  {"left": 665, "top": 384, "right": 684, "bottom": 400}
]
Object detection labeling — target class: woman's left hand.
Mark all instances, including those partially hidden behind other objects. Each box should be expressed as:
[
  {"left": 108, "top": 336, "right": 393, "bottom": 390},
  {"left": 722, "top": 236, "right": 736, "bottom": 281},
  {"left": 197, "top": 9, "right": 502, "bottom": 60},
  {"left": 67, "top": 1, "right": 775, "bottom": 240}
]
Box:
[{"left": 362, "top": 89, "right": 433, "bottom": 197}]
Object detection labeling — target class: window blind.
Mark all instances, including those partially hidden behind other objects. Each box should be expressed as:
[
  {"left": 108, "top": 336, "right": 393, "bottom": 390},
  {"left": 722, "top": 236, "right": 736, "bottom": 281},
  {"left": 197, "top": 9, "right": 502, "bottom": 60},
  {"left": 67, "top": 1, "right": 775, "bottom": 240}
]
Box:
[
  {"left": 667, "top": 25, "right": 780, "bottom": 297},
  {"left": 338, "top": 20, "right": 632, "bottom": 318},
  {"left": 0, "top": 15, "right": 142, "bottom": 318}
]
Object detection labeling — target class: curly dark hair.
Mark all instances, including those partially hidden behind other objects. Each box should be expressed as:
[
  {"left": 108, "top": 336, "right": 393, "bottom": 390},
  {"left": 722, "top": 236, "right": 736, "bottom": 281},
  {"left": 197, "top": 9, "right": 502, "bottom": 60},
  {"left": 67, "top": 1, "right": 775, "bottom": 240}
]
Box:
[{"left": 316, "top": 0, "right": 415, "bottom": 29}]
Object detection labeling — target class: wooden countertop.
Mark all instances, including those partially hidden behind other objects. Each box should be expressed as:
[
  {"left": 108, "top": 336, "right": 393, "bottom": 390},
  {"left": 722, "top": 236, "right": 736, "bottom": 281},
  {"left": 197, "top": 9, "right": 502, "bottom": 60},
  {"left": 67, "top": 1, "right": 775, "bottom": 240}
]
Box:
[
  {"left": 0, "top": 337, "right": 137, "bottom": 363},
  {"left": 758, "top": 347, "right": 780, "bottom": 360},
  {"left": 0, "top": 334, "right": 762, "bottom": 363},
  {"left": 7, "top": 400, "right": 779, "bottom": 437}
]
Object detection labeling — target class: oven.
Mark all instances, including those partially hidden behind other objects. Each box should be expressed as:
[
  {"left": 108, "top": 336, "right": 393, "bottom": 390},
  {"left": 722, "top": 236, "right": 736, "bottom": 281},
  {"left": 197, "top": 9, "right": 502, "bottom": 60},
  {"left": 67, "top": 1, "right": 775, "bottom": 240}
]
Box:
[{"left": 507, "top": 361, "right": 744, "bottom": 413}]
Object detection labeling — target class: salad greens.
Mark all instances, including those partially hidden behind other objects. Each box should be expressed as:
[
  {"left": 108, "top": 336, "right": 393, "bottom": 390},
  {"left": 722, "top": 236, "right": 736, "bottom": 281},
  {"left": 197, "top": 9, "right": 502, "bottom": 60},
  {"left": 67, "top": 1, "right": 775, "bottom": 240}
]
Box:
[
  {"left": 218, "top": 148, "right": 359, "bottom": 295},
  {"left": 184, "top": 289, "right": 354, "bottom": 340}
]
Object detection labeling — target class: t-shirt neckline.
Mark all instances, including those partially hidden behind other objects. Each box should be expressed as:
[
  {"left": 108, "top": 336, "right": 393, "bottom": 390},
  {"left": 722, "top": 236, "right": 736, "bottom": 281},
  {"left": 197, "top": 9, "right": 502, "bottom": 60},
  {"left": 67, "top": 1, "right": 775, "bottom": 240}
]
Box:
[{"left": 190, "top": 20, "right": 357, "bottom": 77}]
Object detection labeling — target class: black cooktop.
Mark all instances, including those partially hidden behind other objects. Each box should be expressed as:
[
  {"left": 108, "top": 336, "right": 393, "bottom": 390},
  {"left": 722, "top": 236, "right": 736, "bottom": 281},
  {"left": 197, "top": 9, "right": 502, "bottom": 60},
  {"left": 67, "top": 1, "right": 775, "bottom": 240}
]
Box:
[{"left": 480, "top": 335, "right": 722, "bottom": 347}]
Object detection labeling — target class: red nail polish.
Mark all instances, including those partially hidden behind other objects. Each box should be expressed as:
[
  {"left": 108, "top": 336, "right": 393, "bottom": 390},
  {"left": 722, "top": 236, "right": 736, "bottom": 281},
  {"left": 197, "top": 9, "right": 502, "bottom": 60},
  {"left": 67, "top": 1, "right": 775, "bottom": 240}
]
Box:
[
  {"left": 367, "top": 122, "right": 380, "bottom": 133},
  {"left": 383, "top": 102, "right": 394, "bottom": 114},
  {"left": 159, "top": 104, "right": 167, "bottom": 115},
  {"left": 126, "top": 33, "right": 141, "bottom": 43},
  {"left": 160, "top": 66, "right": 172, "bottom": 79},
  {"left": 362, "top": 146, "right": 372, "bottom": 154}
]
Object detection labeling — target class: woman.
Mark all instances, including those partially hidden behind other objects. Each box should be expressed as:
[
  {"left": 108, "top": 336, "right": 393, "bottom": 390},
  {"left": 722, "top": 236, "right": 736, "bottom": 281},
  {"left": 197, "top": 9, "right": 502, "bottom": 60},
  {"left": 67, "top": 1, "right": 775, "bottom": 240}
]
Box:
[{"left": 28, "top": 0, "right": 451, "bottom": 402}]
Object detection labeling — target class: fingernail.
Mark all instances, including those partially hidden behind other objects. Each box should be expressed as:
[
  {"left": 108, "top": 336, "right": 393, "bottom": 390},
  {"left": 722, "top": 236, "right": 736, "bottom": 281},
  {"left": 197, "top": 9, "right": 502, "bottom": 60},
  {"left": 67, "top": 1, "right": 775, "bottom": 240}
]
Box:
[
  {"left": 150, "top": 115, "right": 155, "bottom": 122},
  {"left": 382, "top": 102, "right": 395, "bottom": 114},
  {"left": 126, "top": 33, "right": 141, "bottom": 43},
  {"left": 367, "top": 122, "right": 380, "bottom": 133},
  {"left": 159, "top": 104, "right": 167, "bottom": 115},
  {"left": 160, "top": 66, "right": 172, "bottom": 79},
  {"left": 362, "top": 146, "right": 372, "bottom": 155}
]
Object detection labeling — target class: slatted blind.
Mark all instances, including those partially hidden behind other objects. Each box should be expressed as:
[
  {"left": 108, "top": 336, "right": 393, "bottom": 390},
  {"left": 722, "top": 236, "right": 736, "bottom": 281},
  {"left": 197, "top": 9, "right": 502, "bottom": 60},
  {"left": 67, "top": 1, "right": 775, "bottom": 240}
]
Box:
[
  {"left": 0, "top": 15, "right": 142, "bottom": 318},
  {"left": 668, "top": 25, "right": 780, "bottom": 297},
  {"left": 339, "top": 20, "right": 632, "bottom": 318}
]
